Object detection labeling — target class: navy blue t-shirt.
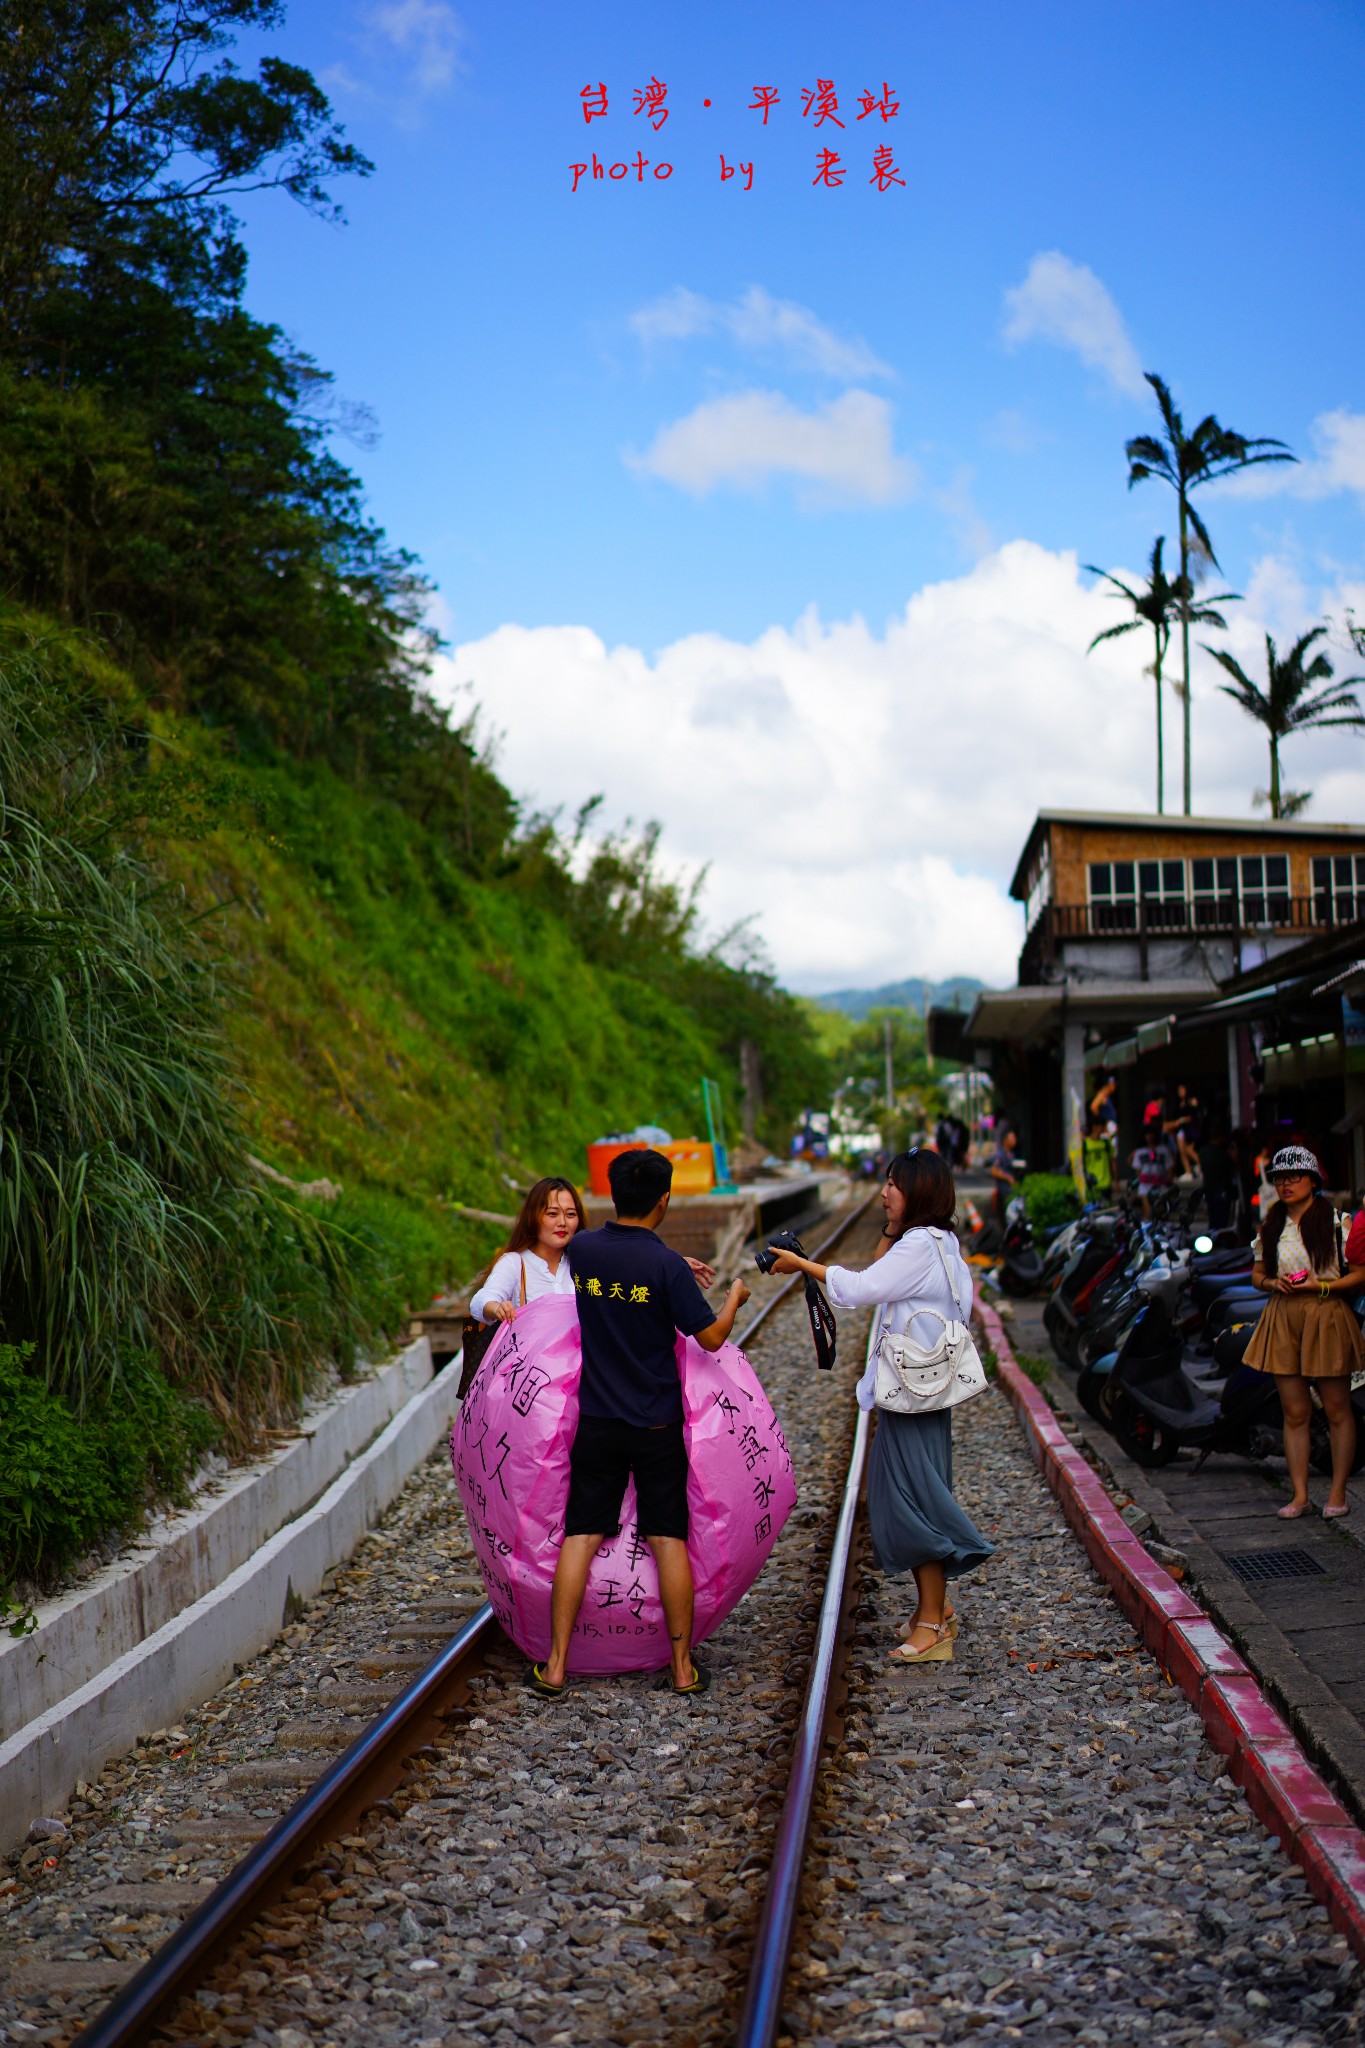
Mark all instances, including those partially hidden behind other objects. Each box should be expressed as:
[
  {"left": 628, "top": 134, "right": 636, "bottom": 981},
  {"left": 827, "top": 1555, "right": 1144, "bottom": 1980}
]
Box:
[{"left": 566, "top": 1222, "right": 716, "bottom": 1427}]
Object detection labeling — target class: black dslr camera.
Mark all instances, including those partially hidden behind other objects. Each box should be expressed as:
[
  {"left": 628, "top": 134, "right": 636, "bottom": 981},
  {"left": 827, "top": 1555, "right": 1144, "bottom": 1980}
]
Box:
[
  {"left": 753, "top": 1230, "right": 836, "bottom": 1368},
  {"left": 754, "top": 1229, "right": 807, "bottom": 1275}
]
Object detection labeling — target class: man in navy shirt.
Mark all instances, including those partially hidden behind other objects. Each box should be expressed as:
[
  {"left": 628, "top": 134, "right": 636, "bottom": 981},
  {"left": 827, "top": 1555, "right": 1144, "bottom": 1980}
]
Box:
[{"left": 531, "top": 1148, "right": 750, "bottom": 1698}]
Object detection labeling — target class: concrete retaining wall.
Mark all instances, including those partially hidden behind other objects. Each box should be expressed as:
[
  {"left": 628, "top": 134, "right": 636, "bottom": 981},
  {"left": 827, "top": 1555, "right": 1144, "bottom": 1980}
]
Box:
[
  {"left": 0, "top": 1340, "right": 465, "bottom": 1854},
  {"left": 1, "top": 1341, "right": 435, "bottom": 1743}
]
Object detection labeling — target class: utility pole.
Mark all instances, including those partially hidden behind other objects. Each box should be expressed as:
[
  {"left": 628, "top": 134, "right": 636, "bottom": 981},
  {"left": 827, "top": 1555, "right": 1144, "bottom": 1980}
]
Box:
[{"left": 884, "top": 1016, "right": 894, "bottom": 1119}]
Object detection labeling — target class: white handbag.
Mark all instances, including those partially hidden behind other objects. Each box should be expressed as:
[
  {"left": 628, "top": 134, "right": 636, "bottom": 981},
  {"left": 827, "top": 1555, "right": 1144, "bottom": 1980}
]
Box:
[{"left": 872, "top": 1230, "right": 989, "bottom": 1416}]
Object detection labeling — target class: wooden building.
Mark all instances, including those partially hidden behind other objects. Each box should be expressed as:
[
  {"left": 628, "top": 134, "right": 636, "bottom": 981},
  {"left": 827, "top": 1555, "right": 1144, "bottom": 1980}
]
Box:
[{"left": 967, "top": 810, "right": 1365, "bottom": 1174}]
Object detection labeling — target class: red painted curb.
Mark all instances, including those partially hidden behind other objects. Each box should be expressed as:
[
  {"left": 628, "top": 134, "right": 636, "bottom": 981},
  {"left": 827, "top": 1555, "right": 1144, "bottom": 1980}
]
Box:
[{"left": 978, "top": 1299, "right": 1365, "bottom": 1958}]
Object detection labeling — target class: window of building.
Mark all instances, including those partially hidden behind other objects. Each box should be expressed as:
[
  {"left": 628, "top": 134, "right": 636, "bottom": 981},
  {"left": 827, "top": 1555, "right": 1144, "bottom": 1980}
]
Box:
[
  {"left": 1238, "top": 855, "right": 1290, "bottom": 926},
  {"left": 1137, "top": 858, "right": 1189, "bottom": 928},
  {"left": 1089, "top": 858, "right": 1188, "bottom": 929},
  {"left": 1312, "top": 854, "right": 1365, "bottom": 923},
  {"left": 1190, "top": 855, "right": 1290, "bottom": 927},
  {"left": 1087, "top": 860, "right": 1137, "bottom": 929},
  {"left": 1190, "top": 857, "right": 1239, "bottom": 927},
  {"left": 1024, "top": 840, "right": 1051, "bottom": 934}
]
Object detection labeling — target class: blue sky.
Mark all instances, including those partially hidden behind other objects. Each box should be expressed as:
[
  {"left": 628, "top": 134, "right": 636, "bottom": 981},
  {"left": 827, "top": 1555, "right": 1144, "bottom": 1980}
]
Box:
[{"left": 231, "top": 0, "right": 1365, "bottom": 988}]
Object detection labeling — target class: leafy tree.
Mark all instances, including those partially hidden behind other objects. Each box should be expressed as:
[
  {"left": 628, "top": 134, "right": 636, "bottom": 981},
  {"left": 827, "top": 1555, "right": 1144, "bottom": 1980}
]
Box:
[
  {"left": 1086, "top": 537, "right": 1237, "bottom": 814},
  {"left": 1125, "top": 374, "right": 1295, "bottom": 814},
  {"left": 1203, "top": 627, "right": 1365, "bottom": 819},
  {"left": 0, "top": 0, "right": 367, "bottom": 350},
  {"left": 0, "top": 1, "right": 487, "bottom": 822}
]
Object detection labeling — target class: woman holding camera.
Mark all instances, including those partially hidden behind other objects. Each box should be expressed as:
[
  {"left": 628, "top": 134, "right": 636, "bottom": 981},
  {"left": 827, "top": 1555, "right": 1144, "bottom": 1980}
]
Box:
[
  {"left": 1245, "top": 1145, "right": 1365, "bottom": 1519},
  {"left": 765, "top": 1150, "right": 993, "bottom": 1665}
]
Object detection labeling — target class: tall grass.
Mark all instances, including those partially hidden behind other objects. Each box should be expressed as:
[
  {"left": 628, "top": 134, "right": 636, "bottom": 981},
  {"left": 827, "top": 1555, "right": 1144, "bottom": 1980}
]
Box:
[{"left": 0, "top": 624, "right": 372, "bottom": 1451}]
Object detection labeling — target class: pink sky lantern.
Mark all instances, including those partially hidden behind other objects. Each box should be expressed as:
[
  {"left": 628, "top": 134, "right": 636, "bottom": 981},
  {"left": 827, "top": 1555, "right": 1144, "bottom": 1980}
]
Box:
[{"left": 450, "top": 1295, "right": 796, "bottom": 1673}]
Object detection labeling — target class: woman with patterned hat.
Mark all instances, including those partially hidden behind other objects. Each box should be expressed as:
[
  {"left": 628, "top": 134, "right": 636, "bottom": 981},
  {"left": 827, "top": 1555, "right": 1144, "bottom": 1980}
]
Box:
[{"left": 1245, "top": 1145, "right": 1365, "bottom": 1519}]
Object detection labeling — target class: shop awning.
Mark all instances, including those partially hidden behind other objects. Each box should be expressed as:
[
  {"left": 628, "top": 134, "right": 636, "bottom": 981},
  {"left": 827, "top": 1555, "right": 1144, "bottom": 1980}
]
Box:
[
  {"left": 1167, "top": 974, "right": 1318, "bottom": 1033},
  {"left": 969, "top": 980, "right": 1215, "bottom": 1050},
  {"left": 1315, "top": 958, "right": 1365, "bottom": 997}
]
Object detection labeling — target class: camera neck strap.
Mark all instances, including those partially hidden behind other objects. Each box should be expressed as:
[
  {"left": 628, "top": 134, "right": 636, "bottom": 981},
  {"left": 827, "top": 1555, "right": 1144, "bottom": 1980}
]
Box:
[{"left": 804, "top": 1273, "right": 837, "bottom": 1371}]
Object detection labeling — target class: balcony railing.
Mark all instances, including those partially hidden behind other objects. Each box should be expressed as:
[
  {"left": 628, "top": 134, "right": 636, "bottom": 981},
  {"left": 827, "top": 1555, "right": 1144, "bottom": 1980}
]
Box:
[
  {"left": 1020, "top": 894, "right": 1362, "bottom": 984},
  {"left": 1043, "top": 894, "right": 1351, "bottom": 940}
]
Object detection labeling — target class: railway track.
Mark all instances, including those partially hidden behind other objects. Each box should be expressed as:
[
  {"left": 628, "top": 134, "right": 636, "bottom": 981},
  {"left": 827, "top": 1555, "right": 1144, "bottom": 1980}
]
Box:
[
  {"left": 44, "top": 1191, "right": 882, "bottom": 2048},
  {"left": 10, "top": 1192, "right": 1364, "bottom": 2046}
]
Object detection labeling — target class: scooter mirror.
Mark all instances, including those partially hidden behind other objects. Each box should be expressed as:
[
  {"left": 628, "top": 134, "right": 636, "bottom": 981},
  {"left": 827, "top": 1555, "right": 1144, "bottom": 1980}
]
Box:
[{"left": 1193, "top": 1233, "right": 1214, "bottom": 1254}]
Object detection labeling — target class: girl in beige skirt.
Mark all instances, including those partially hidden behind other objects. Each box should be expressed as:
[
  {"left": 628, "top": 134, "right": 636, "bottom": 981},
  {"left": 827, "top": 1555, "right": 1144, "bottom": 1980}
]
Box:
[{"left": 1245, "top": 1145, "right": 1365, "bottom": 1519}]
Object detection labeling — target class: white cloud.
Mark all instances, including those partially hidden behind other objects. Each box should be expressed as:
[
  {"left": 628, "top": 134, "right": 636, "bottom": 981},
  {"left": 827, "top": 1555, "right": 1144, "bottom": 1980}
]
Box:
[
  {"left": 369, "top": 0, "right": 462, "bottom": 89},
  {"left": 430, "top": 544, "right": 1365, "bottom": 992},
  {"left": 1002, "top": 251, "right": 1147, "bottom": 398},
  {"left": 627, "top": 388, "right": 915, "bottom": 506},
  {"left": 1216, "top": 408, "right": 1365, "bottom": 503},
  {"left": 630, "top": 286, "right": 892, "bottom": 382},
  {"left": 323, "top": 0, "right": 462, "bottom": 113}
]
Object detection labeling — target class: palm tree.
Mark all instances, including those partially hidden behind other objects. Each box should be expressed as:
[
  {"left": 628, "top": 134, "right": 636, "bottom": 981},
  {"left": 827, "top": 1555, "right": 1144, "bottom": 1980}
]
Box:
[
  {"left": 1204, "top": 627, "right": 1365, "bottom": 819},
  {"left": 1125, "top": 373, "right": 1296, "bottom": 814},
  {"left": 1085, "top": 537, "right": 1237, "bottom": 814}
]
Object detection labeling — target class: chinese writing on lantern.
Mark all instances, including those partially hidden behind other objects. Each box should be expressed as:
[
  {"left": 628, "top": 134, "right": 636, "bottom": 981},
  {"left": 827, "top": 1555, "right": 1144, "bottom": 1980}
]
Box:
[{"left": 568, "top": 76, "right": 905, "bottom": 191}]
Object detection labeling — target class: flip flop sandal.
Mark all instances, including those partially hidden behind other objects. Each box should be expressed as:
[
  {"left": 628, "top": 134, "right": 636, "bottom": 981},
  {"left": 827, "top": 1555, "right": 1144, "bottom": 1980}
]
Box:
[
  {"left": 525, "top": 1663, "right": 566, "bottom": 1699},
  {"left": 672, "top": 1658, "right": 711, "bottom": 1695}
]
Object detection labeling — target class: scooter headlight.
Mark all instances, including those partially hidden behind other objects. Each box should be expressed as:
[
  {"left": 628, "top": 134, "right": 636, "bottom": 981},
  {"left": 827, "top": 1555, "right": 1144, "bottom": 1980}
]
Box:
[{"left": 1193, "top": 1233, "right": 1214, "bottom": 1255}]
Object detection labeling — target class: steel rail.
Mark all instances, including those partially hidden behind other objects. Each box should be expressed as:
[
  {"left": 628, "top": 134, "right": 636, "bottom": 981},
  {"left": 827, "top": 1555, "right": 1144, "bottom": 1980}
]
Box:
[
  {"left": 735, "top": 1320, "right": 876, "bottom": 2048},
  {"left": 72, "top": 1186, "right": 881, "bottom": 2048},
  {"left": 71, "top": 1604, "right": 497, "bottom": 2048}
]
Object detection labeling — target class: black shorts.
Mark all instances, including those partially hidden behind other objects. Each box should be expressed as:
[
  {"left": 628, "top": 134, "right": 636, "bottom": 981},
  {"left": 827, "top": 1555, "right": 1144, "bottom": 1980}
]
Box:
[{"left": 564, "top": 1416, "right": 690, "bottom": 1541}]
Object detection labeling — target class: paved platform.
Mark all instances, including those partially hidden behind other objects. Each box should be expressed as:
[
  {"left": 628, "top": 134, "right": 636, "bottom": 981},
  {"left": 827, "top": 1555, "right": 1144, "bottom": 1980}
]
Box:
[{"left": 1007, "top": 1292, "right": 1365, "bottom": 1825}]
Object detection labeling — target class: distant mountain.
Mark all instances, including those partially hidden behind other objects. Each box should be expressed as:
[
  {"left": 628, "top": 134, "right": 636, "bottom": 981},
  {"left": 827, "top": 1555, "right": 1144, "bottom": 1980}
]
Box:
[{"left": 811, "top": 975, "right": 988, "bottom": 1021}]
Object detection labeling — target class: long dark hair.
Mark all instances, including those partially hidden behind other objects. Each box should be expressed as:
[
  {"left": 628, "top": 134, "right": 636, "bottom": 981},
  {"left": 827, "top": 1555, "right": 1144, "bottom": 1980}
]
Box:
[
  {"left": 504, "top": 1176, "right": 587, "bottom": 1254},
  {"left": 885, "top": 1148, "right": 956, "bottom": 1238},
  {"left": 1260, "top": 1192, "right": 1337, "bottom": 1276}
]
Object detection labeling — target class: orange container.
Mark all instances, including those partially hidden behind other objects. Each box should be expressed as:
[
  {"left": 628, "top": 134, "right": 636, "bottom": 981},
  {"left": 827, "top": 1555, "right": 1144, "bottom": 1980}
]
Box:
[
  {"left": 586, "top": 1140, "right": 646, "bottom": 1196},
  {"left": 660, "top": 1140, "right": 714, "bottom": 1195}
]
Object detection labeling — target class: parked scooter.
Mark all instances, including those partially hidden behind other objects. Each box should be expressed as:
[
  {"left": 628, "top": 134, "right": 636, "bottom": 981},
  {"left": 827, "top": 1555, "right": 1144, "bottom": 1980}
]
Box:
[
  {"left": 1105, "top": 1297, "right": 1365, "bottom": 1475},
  {"left": 997, "top": 1196, "right": 1046, "bottom": 1296},
  {"left": 1044, "top": 1214, "right": 1131, "bottom": 1368}
]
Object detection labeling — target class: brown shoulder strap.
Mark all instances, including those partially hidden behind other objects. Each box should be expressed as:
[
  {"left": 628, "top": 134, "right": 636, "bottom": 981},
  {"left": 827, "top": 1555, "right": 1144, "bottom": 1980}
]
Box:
[{"left": 519, "top": 1256, "right": 527, "bottom": 1307}]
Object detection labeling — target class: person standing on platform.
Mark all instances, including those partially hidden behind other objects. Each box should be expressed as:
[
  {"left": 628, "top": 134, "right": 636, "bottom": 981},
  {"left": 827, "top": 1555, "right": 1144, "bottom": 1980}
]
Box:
[
  {"left": 529, "top": 1149, "right": 750, "bottom": 1700},
  {"left": 1082, "top": 1115, "right": 1115, "bottom": 1198},
  {"left": 988, "top": 1127, "right": 1022, "bottom": 1225},
  {"left": 764, "top": 1150, "right": 993, "bottom": 1665},
  {"left": 1245, "top": 1146, "right": 1365, "bottom": 1519}
]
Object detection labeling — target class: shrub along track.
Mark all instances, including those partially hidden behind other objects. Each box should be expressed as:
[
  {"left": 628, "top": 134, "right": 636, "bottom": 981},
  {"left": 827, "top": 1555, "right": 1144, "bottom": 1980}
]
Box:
[{"left": 0, "top": 1196, "right": 883, "bottom": 2048}]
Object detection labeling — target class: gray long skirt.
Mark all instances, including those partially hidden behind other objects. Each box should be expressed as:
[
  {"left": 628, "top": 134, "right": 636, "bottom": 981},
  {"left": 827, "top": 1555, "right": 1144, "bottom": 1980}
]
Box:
[{"left": 867, "top": 1407, "right": 994, "bottom": 1580}]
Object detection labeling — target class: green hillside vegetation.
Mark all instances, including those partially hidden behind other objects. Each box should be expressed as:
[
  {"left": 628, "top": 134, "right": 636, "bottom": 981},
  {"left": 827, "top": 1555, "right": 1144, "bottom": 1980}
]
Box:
[{"left": 0, "top": 1, "right": 827, "bottom": 1587}]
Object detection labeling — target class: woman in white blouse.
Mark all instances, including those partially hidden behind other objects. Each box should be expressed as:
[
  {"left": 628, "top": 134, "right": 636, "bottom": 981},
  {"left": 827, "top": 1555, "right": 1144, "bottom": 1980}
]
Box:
[
  {"left": 470, "top": 1178, "right": 587, "bottom": 1324},
  {"left": 766, "top": 1150, "right": 993, "bottom": 1665}
]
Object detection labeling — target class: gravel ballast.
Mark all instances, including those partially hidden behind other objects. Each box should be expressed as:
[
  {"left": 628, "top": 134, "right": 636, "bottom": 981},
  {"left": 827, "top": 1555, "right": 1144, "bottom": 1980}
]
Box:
[{"left": 3, "top": 1209, "right": 1359, "bottom": 2048}]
